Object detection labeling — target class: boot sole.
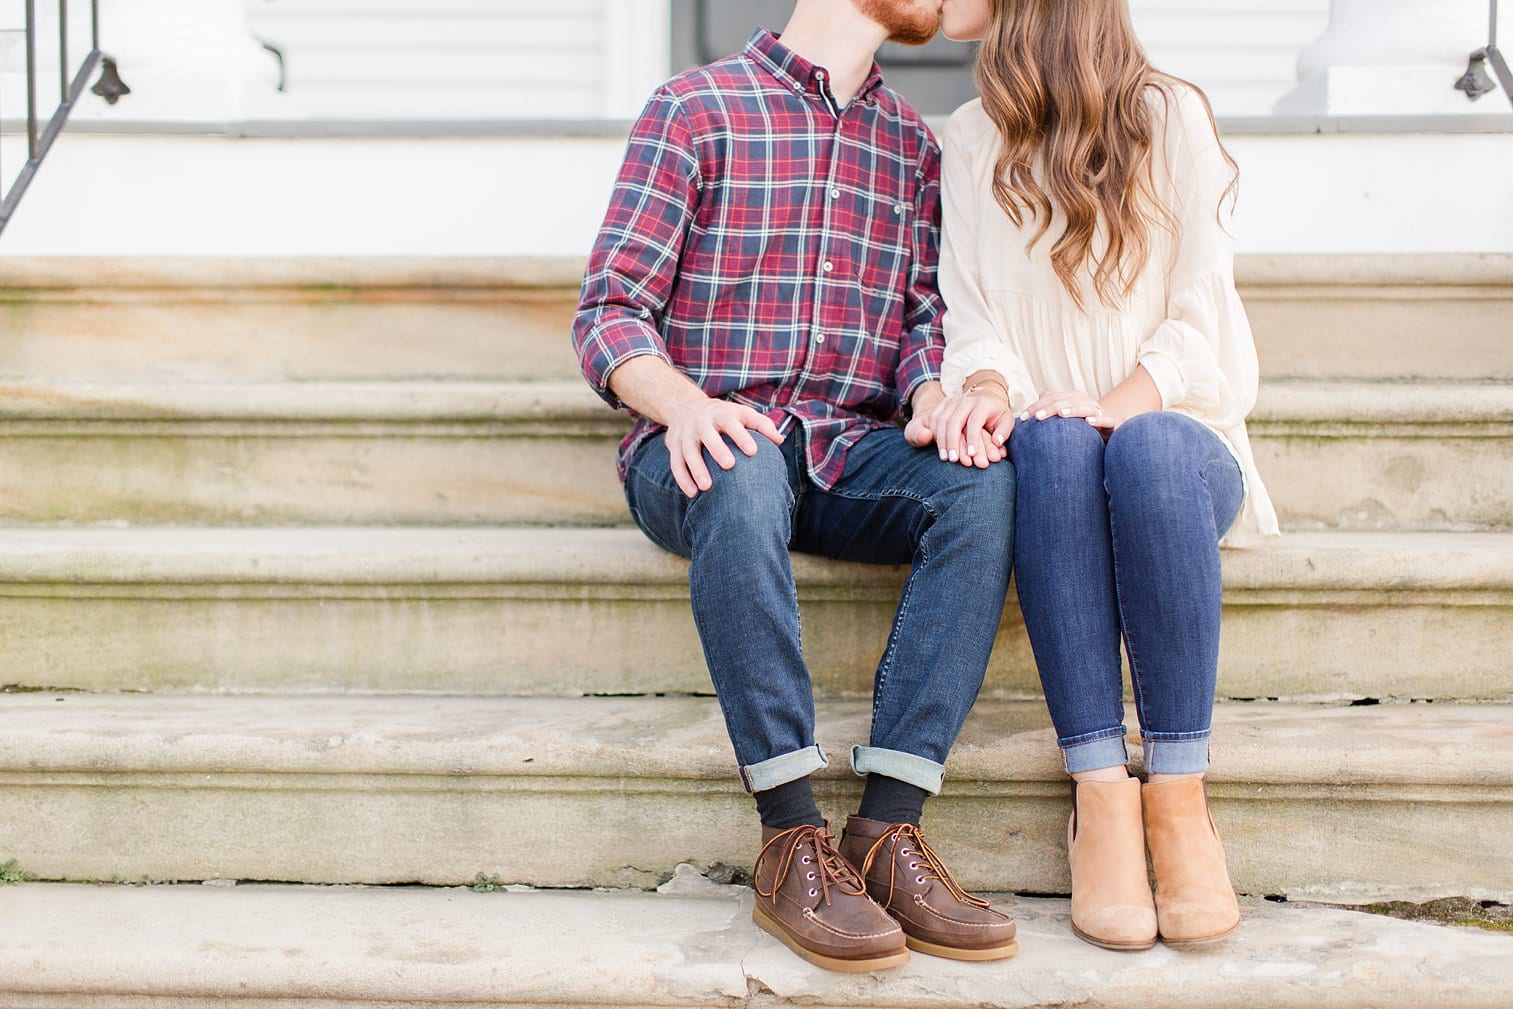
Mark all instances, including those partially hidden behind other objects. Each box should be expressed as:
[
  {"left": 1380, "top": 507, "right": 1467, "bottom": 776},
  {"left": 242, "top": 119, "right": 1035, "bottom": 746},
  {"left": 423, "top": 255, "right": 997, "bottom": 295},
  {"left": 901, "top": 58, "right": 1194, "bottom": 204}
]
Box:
[
  {"left": 1071, "top": 922, "right": 1158, "bottom": 952},
  {"left": 752, "top": 904, "right": 911, "bottom": 973},
  {"left": 1159, "top": 920, "right": 1240, "bottom": 949},
  {"left": 906, "top": 935, "right": 1020, "bottom": 961}
]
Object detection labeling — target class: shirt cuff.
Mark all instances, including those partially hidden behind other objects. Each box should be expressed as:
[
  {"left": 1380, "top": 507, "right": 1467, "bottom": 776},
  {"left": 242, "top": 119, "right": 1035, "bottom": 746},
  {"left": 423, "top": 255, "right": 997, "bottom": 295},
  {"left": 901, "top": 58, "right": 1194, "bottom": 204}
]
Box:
[
  {"left": 896, "top": 347, "right": 943, "bottom": 420},
  {"left": 1137, "top": 350, "right": 1187, "bottom": 410},
  {"left": 581, "top": 315, "right": 672, "bottom": 409}
]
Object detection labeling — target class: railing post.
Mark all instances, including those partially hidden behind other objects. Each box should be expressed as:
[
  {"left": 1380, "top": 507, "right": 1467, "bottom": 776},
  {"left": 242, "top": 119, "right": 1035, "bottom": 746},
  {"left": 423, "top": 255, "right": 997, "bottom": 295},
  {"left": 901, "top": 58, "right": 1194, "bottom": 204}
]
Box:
[{"left": 1276, "top": 0, "right": 1494, "bottom": 116}]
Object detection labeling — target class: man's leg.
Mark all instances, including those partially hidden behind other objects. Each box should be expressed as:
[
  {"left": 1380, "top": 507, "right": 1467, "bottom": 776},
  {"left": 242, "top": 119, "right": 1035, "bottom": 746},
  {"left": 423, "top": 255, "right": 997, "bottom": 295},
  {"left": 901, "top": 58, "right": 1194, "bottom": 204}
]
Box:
[
  {"left": 794, "top": 428, "right": 1014, "bottom": 794},
  {"left": 799, "top": 428, "right": 1020, "bottom": 961},
  {"left": 626, "top": 431, "right": 909, "bottom": 972},
  {"left": 625, "top": 433, "right": 824, "bottom": 820}
]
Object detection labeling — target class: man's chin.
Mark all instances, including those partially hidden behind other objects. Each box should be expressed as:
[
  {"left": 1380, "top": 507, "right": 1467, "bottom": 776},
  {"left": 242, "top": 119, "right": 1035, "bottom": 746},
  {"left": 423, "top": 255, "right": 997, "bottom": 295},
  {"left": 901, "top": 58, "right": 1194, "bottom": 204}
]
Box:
[
  {"left": 860, "top": 0, "right": 941, "bottom": 47},
  {"left": 889, "top": 22, "right": 940, "bottom": 46}
]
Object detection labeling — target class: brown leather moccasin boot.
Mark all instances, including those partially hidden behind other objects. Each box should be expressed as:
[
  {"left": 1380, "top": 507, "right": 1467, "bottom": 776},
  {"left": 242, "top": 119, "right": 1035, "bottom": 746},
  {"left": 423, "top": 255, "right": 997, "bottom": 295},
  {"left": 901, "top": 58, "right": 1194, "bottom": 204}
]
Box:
[
  {"left": 838, "top": 816, "right": 1019, "bottom": 962},
  {"left": 752, "top": 824, "right": 910, "bottom": 972},
  {"left": 1142, "top": 776, "right": 1241, "bottom": 947}
]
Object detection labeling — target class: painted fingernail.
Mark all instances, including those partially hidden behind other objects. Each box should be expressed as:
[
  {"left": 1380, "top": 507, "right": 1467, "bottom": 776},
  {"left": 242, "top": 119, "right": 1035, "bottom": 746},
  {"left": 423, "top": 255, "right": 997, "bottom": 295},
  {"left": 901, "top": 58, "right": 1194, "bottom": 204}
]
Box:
[
  {"left": 947, "top": 450, "right": 958, "bottom": 462},
  {"left": 1035, "top": 411, "right": 1047, "bottom": 420},
  {"left": 1060, "top": 408, "right": 1071, "bottom": 416},
  {"left": 967, "top": 444, "right": 976, "bottom": 456},
  {"left": 994, "top": 434, "right": 1005, "bottom": 445},
  {"left": 1018, "top": 412, "right": 1028, "bottom": 421}
]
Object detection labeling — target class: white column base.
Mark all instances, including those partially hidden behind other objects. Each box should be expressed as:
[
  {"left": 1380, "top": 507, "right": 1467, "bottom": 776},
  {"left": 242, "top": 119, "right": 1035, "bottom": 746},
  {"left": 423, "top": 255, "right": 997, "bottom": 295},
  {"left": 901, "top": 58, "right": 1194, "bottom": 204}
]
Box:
[{"left": 1276, "top": 65, "right": 1500, "bottom": 117}]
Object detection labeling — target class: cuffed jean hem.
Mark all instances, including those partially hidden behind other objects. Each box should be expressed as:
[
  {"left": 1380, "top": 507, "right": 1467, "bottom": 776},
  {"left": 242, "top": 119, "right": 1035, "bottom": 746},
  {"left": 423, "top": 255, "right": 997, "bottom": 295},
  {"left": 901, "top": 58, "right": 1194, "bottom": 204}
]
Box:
[
  {"left": 1142, "top": 734, "right": 1211, "bottom": 775},
  {"left": 850, "top": 745, "right": 945, "bottom": 795},
  {"left": 1060, "top": 729, "right": 1132, "bottom": 774},
  {"left": 739, "top": 744, "right": 829, "bottom": 794}
]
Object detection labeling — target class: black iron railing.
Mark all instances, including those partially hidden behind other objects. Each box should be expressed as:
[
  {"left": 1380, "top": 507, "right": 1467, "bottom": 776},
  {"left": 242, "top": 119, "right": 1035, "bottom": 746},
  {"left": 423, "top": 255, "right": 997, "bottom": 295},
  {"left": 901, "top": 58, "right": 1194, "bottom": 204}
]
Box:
[
  {"left": 1456, "top": 0, "right": 1513, "bottom": 109},
  {"left": 0, "top": 1, "right": 128, "bottom": 234}
]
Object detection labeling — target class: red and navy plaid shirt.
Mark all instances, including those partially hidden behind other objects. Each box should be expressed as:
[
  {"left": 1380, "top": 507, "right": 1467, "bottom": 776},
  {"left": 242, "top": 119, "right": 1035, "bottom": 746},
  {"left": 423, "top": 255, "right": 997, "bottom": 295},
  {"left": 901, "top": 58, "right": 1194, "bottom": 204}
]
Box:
[{"left": 573, "top": 28, "right": 944, "bottom": 490}]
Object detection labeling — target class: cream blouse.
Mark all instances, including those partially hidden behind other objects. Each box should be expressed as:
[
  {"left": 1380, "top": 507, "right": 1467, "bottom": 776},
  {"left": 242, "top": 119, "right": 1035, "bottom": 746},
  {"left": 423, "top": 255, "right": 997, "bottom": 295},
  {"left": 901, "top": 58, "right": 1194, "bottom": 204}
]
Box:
[{"left": 937, "top": 87, "right": 1279, "bottom": 545}]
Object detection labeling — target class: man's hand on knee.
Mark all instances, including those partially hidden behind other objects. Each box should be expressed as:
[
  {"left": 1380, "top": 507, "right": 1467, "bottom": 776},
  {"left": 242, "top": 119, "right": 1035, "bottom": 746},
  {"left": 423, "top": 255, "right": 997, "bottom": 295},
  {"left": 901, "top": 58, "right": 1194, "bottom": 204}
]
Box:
[{"left": 667, "top": 398, "right": 785, "bottom": 498}]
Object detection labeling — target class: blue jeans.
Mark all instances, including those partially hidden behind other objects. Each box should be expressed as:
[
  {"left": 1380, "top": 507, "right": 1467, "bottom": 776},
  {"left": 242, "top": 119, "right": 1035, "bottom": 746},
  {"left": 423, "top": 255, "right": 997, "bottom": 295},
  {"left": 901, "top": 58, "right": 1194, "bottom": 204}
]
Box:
[
  {"left": 1008, "top": 413, "right": 1243, "bottom": 775},
  {"left": 624, "top": 426, "right": 1015, "bottom": 795}
]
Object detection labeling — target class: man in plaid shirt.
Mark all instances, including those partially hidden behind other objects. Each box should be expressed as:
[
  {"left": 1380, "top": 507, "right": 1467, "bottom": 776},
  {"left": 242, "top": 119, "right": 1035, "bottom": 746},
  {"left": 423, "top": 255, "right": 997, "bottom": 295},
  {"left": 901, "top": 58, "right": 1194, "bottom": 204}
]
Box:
[{"left": 573, "top": 0, "right": 1018, "bottom": 970}]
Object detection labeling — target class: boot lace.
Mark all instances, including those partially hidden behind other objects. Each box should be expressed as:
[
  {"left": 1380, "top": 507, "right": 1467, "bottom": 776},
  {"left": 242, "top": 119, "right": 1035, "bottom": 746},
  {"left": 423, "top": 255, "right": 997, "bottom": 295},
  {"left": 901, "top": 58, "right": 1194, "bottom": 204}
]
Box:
[
  {"left": 860, "top": 822, "right": 990, "bottom": 910},
  {"left": 754, "top": 825, "right": 868, "bottom": 906}
]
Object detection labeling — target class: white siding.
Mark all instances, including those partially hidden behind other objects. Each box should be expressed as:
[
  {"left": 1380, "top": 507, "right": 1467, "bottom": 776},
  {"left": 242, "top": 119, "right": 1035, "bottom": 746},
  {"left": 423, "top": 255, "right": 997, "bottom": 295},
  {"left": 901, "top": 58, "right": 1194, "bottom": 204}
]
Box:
[
  {"left": 245, "top": 0, "right": 1330, "bottom": 121},
  {"left": 248, "top": 0, "right": 608, "bottom": 118},
  {"left": 1131, "top": 0, "right": 1331, "bottom": 116}
]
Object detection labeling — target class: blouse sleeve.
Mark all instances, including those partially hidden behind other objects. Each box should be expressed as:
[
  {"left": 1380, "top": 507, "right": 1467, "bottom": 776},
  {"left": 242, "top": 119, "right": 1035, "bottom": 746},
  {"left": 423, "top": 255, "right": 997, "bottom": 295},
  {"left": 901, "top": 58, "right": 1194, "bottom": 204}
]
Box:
[
  {"left": 1136, "top": 88, "right": 1259, "bottom": 431},
  {"left": 937, "top": 110, "right": 1039, "bottom": 413}
]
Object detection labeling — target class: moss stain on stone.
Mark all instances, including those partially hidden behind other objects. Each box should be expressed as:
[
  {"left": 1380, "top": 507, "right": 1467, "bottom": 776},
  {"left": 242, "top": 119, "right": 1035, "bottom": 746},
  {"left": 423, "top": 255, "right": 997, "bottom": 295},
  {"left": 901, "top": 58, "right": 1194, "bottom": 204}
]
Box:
[{"left": 1356, "top": 897, "right": 1513, "bottom": 934}]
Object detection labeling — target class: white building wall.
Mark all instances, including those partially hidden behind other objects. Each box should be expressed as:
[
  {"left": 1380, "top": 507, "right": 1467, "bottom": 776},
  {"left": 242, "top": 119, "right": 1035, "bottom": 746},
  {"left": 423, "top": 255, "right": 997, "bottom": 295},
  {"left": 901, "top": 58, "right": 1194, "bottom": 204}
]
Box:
[
  {"left": 243, "top": 0, "right": 1329, "bottom": 120},
  {"left": 247, "top": 0, "right": 668, "bottom": 119}
]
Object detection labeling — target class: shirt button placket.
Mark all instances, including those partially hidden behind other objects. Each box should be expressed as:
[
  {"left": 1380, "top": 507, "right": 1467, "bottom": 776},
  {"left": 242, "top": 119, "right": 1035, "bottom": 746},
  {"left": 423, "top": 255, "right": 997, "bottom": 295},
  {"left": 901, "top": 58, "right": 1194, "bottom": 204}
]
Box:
[{"left": 806, "top": 121, "right": 846, "bottom": 376}]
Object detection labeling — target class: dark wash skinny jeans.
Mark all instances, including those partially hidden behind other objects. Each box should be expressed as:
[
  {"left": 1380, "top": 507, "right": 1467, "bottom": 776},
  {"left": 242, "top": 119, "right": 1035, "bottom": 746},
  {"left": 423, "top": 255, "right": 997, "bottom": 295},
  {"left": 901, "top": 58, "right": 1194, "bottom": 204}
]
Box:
[
  {"left": 624, "top": 426, "right": 1015, "bottom": 795},
  {"left": 1008, "top": 412, "right": 1244, "bottom": 775}
]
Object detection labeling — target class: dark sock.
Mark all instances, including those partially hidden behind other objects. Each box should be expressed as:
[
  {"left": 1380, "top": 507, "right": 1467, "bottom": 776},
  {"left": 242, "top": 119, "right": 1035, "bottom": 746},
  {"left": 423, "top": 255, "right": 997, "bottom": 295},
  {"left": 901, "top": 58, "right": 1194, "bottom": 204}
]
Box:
[
  {"left": 754, "top": 775, "right": 824, "bottom": 830},
  {"left": 857, "top": 773, "right": 927, "bottom": 826}
]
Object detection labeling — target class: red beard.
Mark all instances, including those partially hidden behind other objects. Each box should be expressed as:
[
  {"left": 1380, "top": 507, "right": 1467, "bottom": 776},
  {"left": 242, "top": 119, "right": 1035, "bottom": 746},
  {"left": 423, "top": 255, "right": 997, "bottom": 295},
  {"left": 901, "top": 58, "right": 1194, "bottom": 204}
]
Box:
[{"left": 857, "top": 0, "right": 941, "bottom": 46}]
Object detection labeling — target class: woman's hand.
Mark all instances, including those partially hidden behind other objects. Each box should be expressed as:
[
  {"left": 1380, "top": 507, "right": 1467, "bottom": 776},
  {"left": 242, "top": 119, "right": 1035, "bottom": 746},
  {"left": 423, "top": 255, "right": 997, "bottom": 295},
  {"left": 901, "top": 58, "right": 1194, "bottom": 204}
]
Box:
[
  {"left": 910, "top": 388, "right": 1016, "bottom": 467},
  {"left": 1019, "top": 389, "right": 1122, "bottom": 433}
]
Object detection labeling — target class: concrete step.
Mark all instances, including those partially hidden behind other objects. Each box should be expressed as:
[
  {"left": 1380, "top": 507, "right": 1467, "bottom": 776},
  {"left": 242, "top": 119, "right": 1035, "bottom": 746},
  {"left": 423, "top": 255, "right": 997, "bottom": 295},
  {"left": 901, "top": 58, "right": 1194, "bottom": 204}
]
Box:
[
  {"left": 0, "top": 527, "right": 1506, "bottom": 701},
  {"left": 0, "top": 379, "right": 1506, "bottom": 530},
  {"left": 2, "top": 255, "right": 1508, "bottom": 383},
  {"left": 0, "top": 381, "right": 625, "bottom": 526},
  {"left": 3, "top": 882, "right": 1509, "bottom": 1009},
  {"left": 1, "top": 693, "right": 1509, "bottom": 900}
]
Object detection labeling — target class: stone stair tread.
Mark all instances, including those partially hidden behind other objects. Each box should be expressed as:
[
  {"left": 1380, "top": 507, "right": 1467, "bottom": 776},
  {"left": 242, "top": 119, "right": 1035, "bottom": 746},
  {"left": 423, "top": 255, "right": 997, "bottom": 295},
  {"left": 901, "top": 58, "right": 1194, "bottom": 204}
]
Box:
[
  {"left": 0, "top": 525, "right": 1507, "bottom": 590},
  {"left": 2, "top": 692, "right": 1509, "bottom": 789},
  {"left": 0, "top": 378, "right": 606, "bottom": 423},
  {"left": 4, "top": 693, "right": 1508, "bottom": 896},
  {"left": 0, "top": 376, "right": 1508, "bottom": 424},
  {"left": 3, "top": 251, "right": 1511, "bottom": 289},
  {"left": 1, "top": 882, "right": 1508, "bottom": 1008}
]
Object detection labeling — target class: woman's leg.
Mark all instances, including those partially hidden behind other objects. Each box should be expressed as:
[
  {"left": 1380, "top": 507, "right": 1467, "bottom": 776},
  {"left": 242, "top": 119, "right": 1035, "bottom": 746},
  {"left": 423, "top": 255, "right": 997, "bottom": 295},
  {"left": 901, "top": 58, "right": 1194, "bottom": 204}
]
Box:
[
  {"left": 1102, "top": 412, "right": 1244, "bottom": 772},
  {"left": 1008, "top": 416, "right": 1127, "bottom": 772},
  {"left": 1008, "top": 416, "right": 1156, "bottom": 950},
  {"left": 1102, "top": 411, "right": 1245, "bottom": 946}
]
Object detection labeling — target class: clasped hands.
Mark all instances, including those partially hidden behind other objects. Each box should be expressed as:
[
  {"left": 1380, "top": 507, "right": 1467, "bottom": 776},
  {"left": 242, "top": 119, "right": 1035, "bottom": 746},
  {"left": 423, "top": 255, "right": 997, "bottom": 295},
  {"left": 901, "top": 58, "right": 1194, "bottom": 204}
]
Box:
[{"left": 906, "top": 380, "right": 1119, "bottom": 467}]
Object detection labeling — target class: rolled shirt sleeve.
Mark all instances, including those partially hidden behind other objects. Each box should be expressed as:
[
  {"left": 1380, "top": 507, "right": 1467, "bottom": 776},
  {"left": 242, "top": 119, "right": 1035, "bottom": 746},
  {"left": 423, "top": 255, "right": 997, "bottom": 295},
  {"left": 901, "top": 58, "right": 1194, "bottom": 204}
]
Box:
[{"left": 572, "top": 88, "right": 700, "bottom": 408}]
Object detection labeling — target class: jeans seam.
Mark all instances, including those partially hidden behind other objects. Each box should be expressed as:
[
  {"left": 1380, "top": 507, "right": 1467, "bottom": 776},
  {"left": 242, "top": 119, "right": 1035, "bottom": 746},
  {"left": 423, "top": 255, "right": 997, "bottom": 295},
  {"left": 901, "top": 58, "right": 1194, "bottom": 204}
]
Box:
[
  {"left": 1104, "top": 475, "right": 1149, "bottom": 736},
  {"left": 870, "top": 498, "right": 938, "bottom": 724}
]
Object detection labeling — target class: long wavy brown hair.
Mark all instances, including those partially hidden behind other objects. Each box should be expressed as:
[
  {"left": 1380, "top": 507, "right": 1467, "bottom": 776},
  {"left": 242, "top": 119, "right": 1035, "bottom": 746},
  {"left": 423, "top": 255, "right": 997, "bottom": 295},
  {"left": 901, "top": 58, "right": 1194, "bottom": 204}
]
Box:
[{"left": 973, "top": 0, "right": 1237, "bottom": 310}]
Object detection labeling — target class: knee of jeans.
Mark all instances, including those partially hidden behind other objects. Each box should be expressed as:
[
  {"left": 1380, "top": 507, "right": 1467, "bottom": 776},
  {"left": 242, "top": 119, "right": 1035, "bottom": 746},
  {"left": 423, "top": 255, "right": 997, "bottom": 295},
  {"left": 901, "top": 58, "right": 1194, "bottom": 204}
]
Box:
[
  {"left": 1104, "top": 412, "right": 1196, "bottom": 492},
  {"left": 931, "top": 459, "right": 1016, "bottom": 544},
  {"left": 1010, "top": 415, "right": 1104, "bottom": 473},
  {"left": 685, "top": 437, "right": 792, "bottom": 532}
]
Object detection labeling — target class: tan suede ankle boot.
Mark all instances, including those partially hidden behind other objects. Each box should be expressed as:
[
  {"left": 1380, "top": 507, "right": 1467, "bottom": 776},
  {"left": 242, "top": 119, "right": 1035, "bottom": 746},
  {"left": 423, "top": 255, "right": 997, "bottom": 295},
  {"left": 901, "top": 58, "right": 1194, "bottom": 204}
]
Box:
[
  {"left": 1067, "top": 777, "right": 1158, "bottom": 951},
  {"left": 1142, "top": 776, "right": 1241, "bottom": 947}
]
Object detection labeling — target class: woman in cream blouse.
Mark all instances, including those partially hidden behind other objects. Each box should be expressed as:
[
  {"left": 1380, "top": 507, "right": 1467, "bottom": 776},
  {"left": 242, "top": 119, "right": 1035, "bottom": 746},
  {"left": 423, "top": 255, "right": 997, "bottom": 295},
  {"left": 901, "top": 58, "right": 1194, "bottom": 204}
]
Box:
[{"left": 913, "top": 0, "right": 1279, "bottom": 953}]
